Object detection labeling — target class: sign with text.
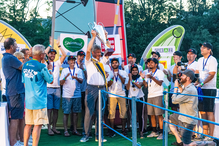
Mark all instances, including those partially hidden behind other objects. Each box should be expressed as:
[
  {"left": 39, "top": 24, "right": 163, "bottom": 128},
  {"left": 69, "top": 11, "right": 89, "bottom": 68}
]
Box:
[
  {"left": 152, "top": 46, "right": 175, "bottom": 57},
  {"left": 0, "top": 43, "right": 26, "bottom": 54}
]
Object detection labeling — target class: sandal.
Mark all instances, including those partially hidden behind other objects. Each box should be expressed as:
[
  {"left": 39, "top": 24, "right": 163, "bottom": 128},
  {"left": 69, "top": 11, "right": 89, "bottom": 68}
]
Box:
[
  {"left": 48, "top": 130, "right": 54, "bottom": 136},
  {"left": 64, "top": 131, "right": 70, "bottom": 137},
  {"left": 52, "top": 129, "right": 61, "bottom": 135},
  {"left": 72, "top": 131, "right": 82, "bottom": 136}
]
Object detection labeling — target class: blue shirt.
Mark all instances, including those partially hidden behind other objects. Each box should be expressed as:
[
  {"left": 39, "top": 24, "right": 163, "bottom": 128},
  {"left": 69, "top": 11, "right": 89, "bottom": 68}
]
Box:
[
  {"left": 22, "top": 60, "right": 53, "bottom": 110},
  {"left": 2, "top": 53, "right": 24, "bottom": 96}
]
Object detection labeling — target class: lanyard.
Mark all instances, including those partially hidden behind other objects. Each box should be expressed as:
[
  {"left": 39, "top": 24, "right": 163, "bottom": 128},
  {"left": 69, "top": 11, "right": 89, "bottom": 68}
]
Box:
[
  {"left": 52, "top": 62, "right": 54, "bottom": 72},
  {"left": 186, "top": 60, "right": 195, "bottom": 69},
  {"left": 68, "top": 67, "right": 75, "bottom": 77},
  {"left": 76, "top": 62, "right": 79, "bottom": 68},
  {"left": 113, "top": 70, "right": 119, "bottom": 82},
  {"left": 203, "top": 55, "right": 211, "bottom": 70},
  {"left": 150, "top": 69, "right": 157, "bottom": 83}
]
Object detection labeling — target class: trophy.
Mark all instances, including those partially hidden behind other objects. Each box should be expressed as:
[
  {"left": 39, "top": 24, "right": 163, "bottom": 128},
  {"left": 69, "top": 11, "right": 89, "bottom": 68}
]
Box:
[{"left": 88, "top": 22, "right": 115, "bottom": 56}]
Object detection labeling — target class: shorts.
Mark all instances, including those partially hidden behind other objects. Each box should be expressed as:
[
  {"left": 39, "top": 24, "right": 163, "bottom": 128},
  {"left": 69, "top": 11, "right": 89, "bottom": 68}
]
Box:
[
  {"left": 108, "top": 97, "right": 127, "bottom": 119},
  {"left": 25, "top": 108, "right": 49, "bottom": 125},
  {"left": 198, "top": 89, "right": 216, "bottom": 112},
  {"left": 7, "top": 93, "right": 24, "bottom": 119},
  {"left": 147, "top": 96, "right": 164, "bottom": 116},
  {"left": 47, "top": 88, "right": 61, "bottom": 110},
  {"left": 169, "top": 93, "right": 179, "bottom": 108},
  {"left": 169, "top": 113, "right": 195, "bottom": 144},
  {"left": 62, "top": 98, "right": 81, "bottom": 114},
  {"left": 2, "top": 95, "right": 7, "bottom": 102}
]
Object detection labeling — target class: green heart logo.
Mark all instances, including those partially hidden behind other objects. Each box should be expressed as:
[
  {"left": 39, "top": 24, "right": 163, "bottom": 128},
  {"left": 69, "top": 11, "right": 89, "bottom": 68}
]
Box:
[
  {"left": 63, "top": 37, "right": 84, "bottom": 52},
  {"left": 164, "top": 48, "right": 168, "bottom": 53}
]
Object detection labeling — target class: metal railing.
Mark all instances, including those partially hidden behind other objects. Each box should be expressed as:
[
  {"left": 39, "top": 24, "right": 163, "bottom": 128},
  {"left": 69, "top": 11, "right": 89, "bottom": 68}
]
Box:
[{"left": 98, "top": 90, "right": 219, "bottom": 146}]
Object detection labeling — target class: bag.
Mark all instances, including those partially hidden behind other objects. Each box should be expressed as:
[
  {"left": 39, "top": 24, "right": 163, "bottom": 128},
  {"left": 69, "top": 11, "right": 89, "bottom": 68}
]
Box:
[{"left": 197, "top": 87, "right": 203, "bottom": 102}]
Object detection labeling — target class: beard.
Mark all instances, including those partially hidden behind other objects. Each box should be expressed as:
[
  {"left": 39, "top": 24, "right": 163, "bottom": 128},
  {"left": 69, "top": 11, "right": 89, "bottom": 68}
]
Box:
[{"left": 180, "top": 78, "right": 186, "bottom": 84}]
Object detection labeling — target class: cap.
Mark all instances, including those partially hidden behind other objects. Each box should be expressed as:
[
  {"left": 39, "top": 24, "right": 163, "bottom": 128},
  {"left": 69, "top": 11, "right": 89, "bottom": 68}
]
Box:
[
  {"left": 111, "top": 58, "right": 119, "bottom": 63},
  {"left": 151, "top": 51, "right": 161, "bottom": 58},
  {"left": 127, "top": 53, "right": 136, "bottom": 58},
  {"left": 131, "top": 64, "right": 138, "bottom": 71},
  {"left": 48, "top": 49, "right": 57, "bottom": 54},
  {"left": 182, "top": 69, "right": 195, "bottom": 81},
  {"left": 199, "top": 42, "right": 213, "bottom": 50},
  {"left": 67, "top": 56, "right": 76, "bottom": 61},
  {"left": 147, "top": 58, "right": 159, "bottom": 64},
  {"left": 77, "top": 50, "right": 85, "bottom": 56},
  {"left": 187, "top": 48, "right": 197, "bottom": 55},
  {"left": 173, "top": 51, "right": 182, "bottom": 57}
]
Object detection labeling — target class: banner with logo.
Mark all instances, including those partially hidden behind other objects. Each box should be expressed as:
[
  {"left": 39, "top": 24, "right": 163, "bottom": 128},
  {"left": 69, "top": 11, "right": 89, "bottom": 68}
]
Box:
[{"left": 60, "top": 33, "right": 88, "bottom": 56}]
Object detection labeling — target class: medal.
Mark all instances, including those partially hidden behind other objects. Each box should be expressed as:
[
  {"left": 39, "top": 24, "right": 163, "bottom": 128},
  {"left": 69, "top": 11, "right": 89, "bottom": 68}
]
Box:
[
  {"left": 69, "top": 67, "right": 75, "bottom": 80},
  {"left": 133, "top": 88, "right": 136, "bottom": 91}
]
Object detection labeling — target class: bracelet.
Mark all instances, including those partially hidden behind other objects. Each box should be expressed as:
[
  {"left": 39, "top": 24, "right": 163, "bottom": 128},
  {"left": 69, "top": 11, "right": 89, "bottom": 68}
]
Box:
[
  {"left": 49, "top": 45, "right": 52, "bottom": 48},
  {"left": 174, "top": 87, "right": 178, "bottom": 89},
  {"left": 201, "top": 82, "right": 204, "bottom": 86},
  {"left": 142, "top": 78, "right": 145, "bottom": 81},
  {"left": 58, "top": 45, "right": 61, "bottom": 48},
  {"left": 83, "top": 69, "right": 86, "bottom": 71},
  {"left": 110, "top": 79, "right": 113, "bottom": 81},
  {"left": 132, "top": 80, "right": 135, "bottom": 83},
  {"left": 49, "top": 69, "right": 52, "bottom": 72},
  {"left": 63, "top": 78, "right": 66, "bottom": 81}
]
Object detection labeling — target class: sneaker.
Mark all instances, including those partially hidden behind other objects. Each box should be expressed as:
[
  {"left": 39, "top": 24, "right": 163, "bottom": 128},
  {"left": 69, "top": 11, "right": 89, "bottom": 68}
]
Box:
[
  {"left": 157, "top": 133, "right": 163, "bottom": 140},
  {"left": 203, "top": 137, "right": 214, "bottom": 141},
  {"left": 143, "top": 129, "right": 148, "bottom": 134},
  {"left": 109, "top": 131, "right": 116, "bottom": 138},
  {"left": 147, "top": 132, "right": 159, "bottom": 138},
  {"left": 171, "top": 141, "right": 183, "bottom": 146},
  {"left": 80, "top": 135, "right": 89, "bottom": 142},
  {"left": 95, "top": 137, "right": 107, "bottom": 142},
  {"left": 121, "top": 130, "right": 128, "bottom": 137}
]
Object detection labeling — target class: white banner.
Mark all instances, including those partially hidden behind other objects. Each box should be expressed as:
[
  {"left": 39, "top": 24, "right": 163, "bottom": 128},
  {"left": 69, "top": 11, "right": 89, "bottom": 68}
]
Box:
[
  {"left": 152, "top": 46, "right": 175, "bottom": 57},
  {"left": 60, "top": 33, "right": 88, "bottom": 56}
]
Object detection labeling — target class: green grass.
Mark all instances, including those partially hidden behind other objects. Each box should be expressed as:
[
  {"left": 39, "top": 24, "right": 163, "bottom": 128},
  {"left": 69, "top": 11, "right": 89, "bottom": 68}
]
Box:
[{"left": 39, "top": 129, "right": 176, "bottom": 146}]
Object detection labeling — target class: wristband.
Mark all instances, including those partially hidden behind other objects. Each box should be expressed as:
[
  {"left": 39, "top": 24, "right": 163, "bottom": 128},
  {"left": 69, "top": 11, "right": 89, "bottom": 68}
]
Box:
[
  {"left": 83, "top": 69, "right": 86, "bottom": 71},
  {"left": 142, "top": 78, "right": 145, "bottom": 81},
  {"left": 106, "top": 38, "right": 109, "bottom": 41},
  {"left": 132, "top": 80, "right": 135, "bottom": 83},
  {"left": 63, "top": 78, "right": 66, "bottom": 81},
  {"left": 201, "top": 82, "right": 204, "bottom": 86},
  {"left": 174, "top": 87, "right": 178, "bottom": 89},
  {"left": 49, "top": 69, "right": 52, "bottom": 72},
  {"left": 110, "top": 79, "right": 113, "bottom": 81},
  {"left": 58, "top": 45, "right": 61, "bottom": 48},
  {"left": 49, "top": 45, "right": 52, "bottom": 47}
]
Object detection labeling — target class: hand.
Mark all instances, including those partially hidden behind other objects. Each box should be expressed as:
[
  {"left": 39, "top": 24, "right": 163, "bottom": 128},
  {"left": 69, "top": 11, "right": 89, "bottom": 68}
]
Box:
[
  {"left": 48, "top": 62, "right": 53, "bottom": 70},
  {"left": 163, "top": 69, "right": 168, "bottom": 75},
  {"left": 106, "top": 72, "right": 109, "bottom": 78},
  {"left": 72, "top": 74, "right": 78, "bottom": 79},
  {"left": 139, "top": 72, "right": 145, "bottom": 79},
  {"left": 146, "top": 73, "right": 152, "bottom": 79},
  {"left": 104, "top": 30, "right": 108, "bottom": 39},
  {"left": 56, "top": 37, "right": 60, "bottom": 46},
  {"left": 174, "top": 79, "right": 179, "bottom": 88},
  {"left": 91, "top": 30, "right": 97, "bottom": 38}
]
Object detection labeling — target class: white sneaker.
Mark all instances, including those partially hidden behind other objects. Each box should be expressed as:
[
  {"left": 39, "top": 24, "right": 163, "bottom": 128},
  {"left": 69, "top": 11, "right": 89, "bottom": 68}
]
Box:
[
  {"left": 157, "top": 133, "right": 163, "bottom": 140},
  {"left": 147, "top": 132, "right": 159, "bottom": 138}
]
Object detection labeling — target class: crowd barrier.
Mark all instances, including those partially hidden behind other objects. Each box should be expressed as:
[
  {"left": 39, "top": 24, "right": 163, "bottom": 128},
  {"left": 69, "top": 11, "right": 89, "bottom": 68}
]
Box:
[{"left": 98, "top": 90, "right": 219, "bottom": 146}]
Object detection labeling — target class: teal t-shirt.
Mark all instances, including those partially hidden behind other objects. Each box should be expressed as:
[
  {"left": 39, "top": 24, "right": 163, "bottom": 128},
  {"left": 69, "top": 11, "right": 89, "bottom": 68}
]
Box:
[{"left": 22, "top": 60, "right": 53, "bottom": 110}]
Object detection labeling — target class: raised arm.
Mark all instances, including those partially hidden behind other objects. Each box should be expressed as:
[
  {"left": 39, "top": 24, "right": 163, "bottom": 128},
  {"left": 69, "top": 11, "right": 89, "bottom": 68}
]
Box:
[
  {"left": 86, "top": 30, "right": 97, "bottom": 61},
  {"left": 56, "top": 38, "right": 67, "bottom": 64}
]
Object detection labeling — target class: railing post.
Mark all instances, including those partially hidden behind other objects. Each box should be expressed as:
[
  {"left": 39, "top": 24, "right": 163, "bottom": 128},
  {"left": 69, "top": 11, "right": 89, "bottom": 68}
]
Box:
[
  {"left": 164, "top": 90, "right": 169, "bottom": 146},
  {"left": 132, "top": 96, "right": 137, "bottom": 146},
  {"left": 98, "top": 90, "right": 103, "bottom": 146}
]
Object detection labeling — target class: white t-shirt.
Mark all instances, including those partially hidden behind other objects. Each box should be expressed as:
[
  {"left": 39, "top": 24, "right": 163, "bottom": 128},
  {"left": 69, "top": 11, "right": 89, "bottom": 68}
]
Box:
[
  {"left": 197, "top": 56, "right": 218, "bottom": 89},
  {"left": 186, "top": 61, "right": 198, "bottom": 71},
  {"left": 85, "top": 58, "right": 107, "bottom": 85},
  {"left": 159, "top": 63, "right": 164, "bottom": 71},
  {"left": 144, "top": 69, "right": 164, "bottom": 98},
  {"left": 168, "top": 64, "right": 176, "bottom": 92},
  {"left": 45, "top": 60, "right": 62, "bottom": 88},
  {"left": 124, "top": 64, "right": 143, "bottom": 74},
  {"left": 60, "top": 67, "right": 83, "bottom": 98},
  {"left": 107, "top": 70, "right": 128, "bottom": 97},
  {"left": 75, "top": 61, "right": 87, "bottom": 92},
  {"left": 0, "top": 68, "right": 6, "bottom": 95},
  {"left": 128, "top": 77, "right": 144, "bottom": 98}
]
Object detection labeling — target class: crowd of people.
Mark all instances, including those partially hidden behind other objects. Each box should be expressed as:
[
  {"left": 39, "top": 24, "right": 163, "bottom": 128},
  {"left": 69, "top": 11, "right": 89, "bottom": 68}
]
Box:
[{"left": 1, "top": 29, "right": 218, "bottom": 146}]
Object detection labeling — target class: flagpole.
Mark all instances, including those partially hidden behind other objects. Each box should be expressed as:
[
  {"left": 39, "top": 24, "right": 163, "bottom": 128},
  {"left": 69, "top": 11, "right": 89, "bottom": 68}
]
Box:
[{"left": 51, "top": 0, "right": 56, "bottom": 48}]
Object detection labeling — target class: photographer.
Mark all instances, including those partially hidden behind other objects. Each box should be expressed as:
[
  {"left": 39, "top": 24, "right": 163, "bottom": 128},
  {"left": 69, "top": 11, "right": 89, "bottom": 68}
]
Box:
[
  {"left": 168, "top": 51, "right": 183, "bottom": 111},
  {"left": 169, "top": 69, "right": 198, "bottom": 146}
]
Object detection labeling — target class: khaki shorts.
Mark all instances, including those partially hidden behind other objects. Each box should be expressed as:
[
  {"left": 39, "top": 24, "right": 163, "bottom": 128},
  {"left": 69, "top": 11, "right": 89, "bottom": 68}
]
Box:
[
  {"left": 25, "top": 108, "right": 49, "bottom": 125},
  {"left": 108, "top": 97, "right": 127, "bottom": 119},
  {"left": 147, "top": 96, "right": 164, "bottom": 116}
]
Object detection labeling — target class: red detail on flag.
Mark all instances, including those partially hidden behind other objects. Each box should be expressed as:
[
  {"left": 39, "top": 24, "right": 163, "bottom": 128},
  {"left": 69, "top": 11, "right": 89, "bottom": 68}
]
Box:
[{"left": 101, "top": 37, "right": 115, "bottom": 52}]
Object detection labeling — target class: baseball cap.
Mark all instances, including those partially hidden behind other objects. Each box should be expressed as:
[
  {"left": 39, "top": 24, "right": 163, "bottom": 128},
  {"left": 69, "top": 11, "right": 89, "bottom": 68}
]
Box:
[
  {"left": 77, "top": 50, "right": 85, "bottom": 56},
  {"left": 151, "top": 51, "right": 161, "bottom": 58},
  {"left": 48, "top": 49, "right": 57, "bottom": 54},
  {"left": 127, "top": 53, "right": 136, "bottom": 58},
  {"left": 199, "top": 42, "right": 213, "bottom": 50},
  {"left": 182, "top": 69, "right": 195, "bottom": 81},
  {"left": 187, "top": 48, "right": 197, "bottom": 55},
  {"left": 147, "top": 58, "right": 159, "bottom": 64},
  {"left": 173, "top": 51, "right": 182, "bottom": 57},
  {"left": 111, "top": 58, "right": 119, "bottom": 63},
  {"left": 67, "top": 56, "right": 76, "bottom": 61}
]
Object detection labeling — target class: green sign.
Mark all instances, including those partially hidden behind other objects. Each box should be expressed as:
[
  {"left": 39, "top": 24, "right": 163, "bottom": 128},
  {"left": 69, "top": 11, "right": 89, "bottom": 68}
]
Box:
[{"left": 63, "top": 37, "right": 84, "bottom": 52}]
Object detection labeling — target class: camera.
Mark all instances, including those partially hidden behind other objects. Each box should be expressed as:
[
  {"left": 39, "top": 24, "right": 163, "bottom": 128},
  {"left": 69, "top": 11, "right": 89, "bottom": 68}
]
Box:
[{"left": 177, "top": 62, "right": 187, "bottom": 71}]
